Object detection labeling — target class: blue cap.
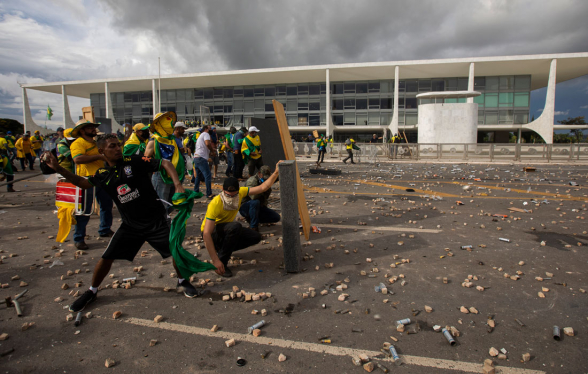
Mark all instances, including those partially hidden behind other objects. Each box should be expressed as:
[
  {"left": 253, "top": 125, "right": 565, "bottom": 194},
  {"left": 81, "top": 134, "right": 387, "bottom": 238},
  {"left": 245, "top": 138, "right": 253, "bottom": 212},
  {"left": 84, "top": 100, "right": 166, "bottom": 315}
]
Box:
[{"left": 6, "top": 131, "right": 11, "bottom": 134}]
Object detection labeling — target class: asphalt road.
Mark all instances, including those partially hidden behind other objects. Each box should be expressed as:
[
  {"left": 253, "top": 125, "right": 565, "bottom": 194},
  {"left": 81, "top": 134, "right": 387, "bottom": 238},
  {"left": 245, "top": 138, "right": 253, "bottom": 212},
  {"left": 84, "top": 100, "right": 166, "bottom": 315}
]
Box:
[{"left": 0, "top": 159, "right": 587, "bottom": 373}]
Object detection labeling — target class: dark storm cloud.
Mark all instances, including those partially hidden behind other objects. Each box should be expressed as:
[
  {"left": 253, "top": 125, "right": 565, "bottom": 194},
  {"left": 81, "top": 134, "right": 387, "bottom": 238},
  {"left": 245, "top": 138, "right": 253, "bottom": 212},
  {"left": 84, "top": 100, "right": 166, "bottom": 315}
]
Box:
[{"left": 100, "top": 0, "right": 588, "bottom": 72}]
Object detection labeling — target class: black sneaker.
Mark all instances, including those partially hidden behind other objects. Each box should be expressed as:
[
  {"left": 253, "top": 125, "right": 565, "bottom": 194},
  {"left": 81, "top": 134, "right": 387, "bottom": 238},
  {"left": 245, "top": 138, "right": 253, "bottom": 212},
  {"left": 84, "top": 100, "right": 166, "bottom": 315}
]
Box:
[
  {"left": 69, "top": 290, "right": 97, "bottom": 312},
  {"left": 99, "top": 230, "right": 115, "bottom": 238},
  {"left": 221, "top": 267, "right": 233, "bottom": 278},
  {"left": 177, "top": 279, "right": 208, "bottom": 298}
]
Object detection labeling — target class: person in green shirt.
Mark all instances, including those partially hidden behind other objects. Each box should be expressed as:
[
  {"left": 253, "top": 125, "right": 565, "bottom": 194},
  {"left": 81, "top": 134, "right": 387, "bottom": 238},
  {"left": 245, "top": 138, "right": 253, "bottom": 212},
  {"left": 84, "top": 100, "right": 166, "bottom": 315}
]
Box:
[
  {"left": 56, "top": 128, "right": 77, "bottom": 173},
  {"left": 316, "top": 134, "right": 327, "bottom": 167},
  {"left": 224, "top": 127, "right": 236, "bottom": 177},
  {"left": 123, "top": 123, "right": 150, "bottom": 157}
]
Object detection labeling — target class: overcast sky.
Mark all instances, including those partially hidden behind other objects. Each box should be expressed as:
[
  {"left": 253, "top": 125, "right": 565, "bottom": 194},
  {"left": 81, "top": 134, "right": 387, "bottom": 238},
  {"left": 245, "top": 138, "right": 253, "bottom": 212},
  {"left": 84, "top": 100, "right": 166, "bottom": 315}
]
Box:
[{"left": 1, "top": 0, "right": 587, "bottom": 130}]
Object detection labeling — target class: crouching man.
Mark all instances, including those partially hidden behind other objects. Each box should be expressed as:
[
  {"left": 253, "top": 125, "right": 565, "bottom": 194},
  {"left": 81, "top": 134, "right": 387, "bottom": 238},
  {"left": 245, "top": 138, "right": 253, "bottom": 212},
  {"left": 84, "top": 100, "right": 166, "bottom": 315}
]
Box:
[
  {"left": 202, "top": 163, "right": 281, "bottom": 278},
  {"left": 239, "top": 165, "right": 280, "bottom": 231},
  {"left": 43, "top": 134, "right": 216, "bottom": 313}
]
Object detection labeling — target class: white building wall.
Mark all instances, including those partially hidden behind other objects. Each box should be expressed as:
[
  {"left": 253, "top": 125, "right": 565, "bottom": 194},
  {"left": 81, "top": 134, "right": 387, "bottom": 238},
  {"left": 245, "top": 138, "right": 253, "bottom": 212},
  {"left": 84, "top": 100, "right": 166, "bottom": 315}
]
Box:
[{"left": 418, "top": 103, "right": 478, "bottom": 144}]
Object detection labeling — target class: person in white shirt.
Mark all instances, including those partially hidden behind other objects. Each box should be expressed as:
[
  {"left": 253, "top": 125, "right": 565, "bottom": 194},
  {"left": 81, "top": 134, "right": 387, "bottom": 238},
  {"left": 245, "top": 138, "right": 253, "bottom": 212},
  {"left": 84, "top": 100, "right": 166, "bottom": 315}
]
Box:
[{"left": 193, "top": 125, "right": 215, "bottom": 198}]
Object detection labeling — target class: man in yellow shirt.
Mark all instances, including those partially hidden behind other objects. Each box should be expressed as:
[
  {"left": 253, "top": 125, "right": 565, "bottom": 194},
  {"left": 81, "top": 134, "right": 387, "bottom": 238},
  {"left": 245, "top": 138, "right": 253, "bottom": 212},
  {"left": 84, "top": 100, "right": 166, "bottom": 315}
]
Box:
[
  {"left": 30, "top": 130, "right": 44, "bottom": 159},
  {"left": 15, "top": 133, "right": 35, "bottom": 170},
  {"left": 201, "top": 164, "right": 280, "bottom": 277},
  {"left": 343, "top": 137, "right": 356, "bottom": 164},
  {"left": 70, "top": 120, "right": 113, "bottom": 249}
]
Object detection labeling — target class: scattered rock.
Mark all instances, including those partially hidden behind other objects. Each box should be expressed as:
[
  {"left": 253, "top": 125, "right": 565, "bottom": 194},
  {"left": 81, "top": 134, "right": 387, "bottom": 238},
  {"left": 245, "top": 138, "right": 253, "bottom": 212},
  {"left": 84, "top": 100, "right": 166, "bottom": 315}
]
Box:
[
  {"left": 460, "top": 306, "right": 469, "bottom": 314},
  {"left": 210, "top": 325, "right": 219, "bottom": 332},
  {"left": 252, "top": 329, "right": 262, "bottom": 337},
  {"left": 424, "top": 305, "right": 433, "bottom": 313},
  {"left": 522, "top": 353, "right": 531, "bottom": 362},
  {"left": 363, "top": 362, "right": 375, "bottom": 372},
  {"left": 225, "top": 338, "right": 236, "bottom": 347},
  {"left": 278, "top": 353, "right": 287, "bottom": 362},
  {"left": 154, "top": 315, "right": 164, "bottom": 323},
  {"left": 149, "top": 339, "right": 157, "bottom": 347},
  {"left": 105, "top": 358, "right": 116, "bottom": 368},
  {"left": 0, "top": 333, "right": 8, "bottom": 341},
  {"left": 112, "top": 311, "right": 122, "bottom": 319},
  {"left": 563, "top": 327, "right": 574, "bottom": 336},
  {"left": 489, "top": 347, "right": 499, "bottom": 357}
]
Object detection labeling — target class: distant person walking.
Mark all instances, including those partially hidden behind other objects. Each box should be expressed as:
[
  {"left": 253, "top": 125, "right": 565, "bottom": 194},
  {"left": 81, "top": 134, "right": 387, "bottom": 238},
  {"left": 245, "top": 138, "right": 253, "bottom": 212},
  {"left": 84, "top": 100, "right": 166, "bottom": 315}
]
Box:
[
  {"left": 193, "top": 125, "right": 215, "bottom": 198},
  {"left": 15, "top": 133, "right": 35, "bottom": 170},
  {"left": 342, "top": 137, "right": 356, "bottom": 164},
  {"left": 241, "top": 126, "right": 263, "bottom": 177},
  {"left": 316, "top": 134, "right": 327, "bottom": 167},
  {"left": 232, "top": 127, "right": 247, "bottom": 180}
]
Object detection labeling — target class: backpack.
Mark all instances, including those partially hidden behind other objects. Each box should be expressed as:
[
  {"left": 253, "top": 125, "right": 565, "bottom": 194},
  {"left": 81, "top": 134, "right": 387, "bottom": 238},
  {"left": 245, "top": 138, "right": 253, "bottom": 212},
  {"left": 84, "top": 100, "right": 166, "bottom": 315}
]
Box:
[{"left": 345, "top": 139, "right": 351, "bottom": 145}]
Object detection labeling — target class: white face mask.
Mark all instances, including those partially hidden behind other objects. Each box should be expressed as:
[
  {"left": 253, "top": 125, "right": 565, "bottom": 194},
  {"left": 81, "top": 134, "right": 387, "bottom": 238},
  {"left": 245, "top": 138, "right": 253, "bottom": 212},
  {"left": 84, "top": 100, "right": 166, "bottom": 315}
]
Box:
[{"left": 220, "top": 191, "right": 240, "bottom": 211}]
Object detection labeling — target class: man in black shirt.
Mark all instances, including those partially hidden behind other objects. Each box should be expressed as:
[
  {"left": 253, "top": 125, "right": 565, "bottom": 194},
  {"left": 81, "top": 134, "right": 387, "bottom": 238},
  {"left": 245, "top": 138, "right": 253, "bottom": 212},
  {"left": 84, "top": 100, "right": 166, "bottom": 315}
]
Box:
[{"left": 43, "top": 134, "right": 217, "bottom": 313}]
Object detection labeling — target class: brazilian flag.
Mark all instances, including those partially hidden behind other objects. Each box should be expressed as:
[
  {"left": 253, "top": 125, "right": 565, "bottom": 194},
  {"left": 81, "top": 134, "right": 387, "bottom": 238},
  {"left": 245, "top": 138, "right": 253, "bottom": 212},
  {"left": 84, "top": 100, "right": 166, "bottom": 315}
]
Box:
[
  {"left": 169, "top": 190, "right": 216, "bottom": 279},
  {"left": 47, "top": 105, "right": 53, "bottom": 120}
]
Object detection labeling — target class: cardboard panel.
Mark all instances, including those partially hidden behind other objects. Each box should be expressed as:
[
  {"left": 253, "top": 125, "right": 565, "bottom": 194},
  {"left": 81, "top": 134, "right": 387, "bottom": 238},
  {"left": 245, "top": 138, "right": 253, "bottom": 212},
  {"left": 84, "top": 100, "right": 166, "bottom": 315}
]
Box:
[{"left": 272, "top": 100, "right": 311, "bottom": 240}]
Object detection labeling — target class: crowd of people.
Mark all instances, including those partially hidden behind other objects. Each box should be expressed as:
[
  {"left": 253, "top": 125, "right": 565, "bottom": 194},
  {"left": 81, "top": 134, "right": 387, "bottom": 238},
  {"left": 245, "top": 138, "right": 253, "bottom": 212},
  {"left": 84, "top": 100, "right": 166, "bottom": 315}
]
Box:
[{"left": 40, "top": 111, "right": 283, "bottom": 313}]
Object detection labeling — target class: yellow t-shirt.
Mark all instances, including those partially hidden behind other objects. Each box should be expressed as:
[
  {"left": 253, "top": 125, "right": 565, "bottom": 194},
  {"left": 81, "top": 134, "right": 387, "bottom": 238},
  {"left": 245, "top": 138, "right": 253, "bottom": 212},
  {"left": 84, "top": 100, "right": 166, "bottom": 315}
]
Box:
[
  {"left": 70, "top": 137, "right": 103, "bottom": 177},
  {"left": 201, "top": 187, "right": 249, "bottom": 232},
  {"left": 31, "top": 135, "right": 43, "bottom": 150},
  {"left": 0, "top": 138, "right": 7, "bottom": 151}
]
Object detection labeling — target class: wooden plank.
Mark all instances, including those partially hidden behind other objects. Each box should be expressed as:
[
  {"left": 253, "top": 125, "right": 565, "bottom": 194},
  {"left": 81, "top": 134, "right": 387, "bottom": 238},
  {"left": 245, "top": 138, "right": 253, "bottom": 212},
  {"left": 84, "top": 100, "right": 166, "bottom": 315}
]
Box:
[
  {"left": 273, "top": 100, "right": 311, "bottom": 240},
  {"left": 312, "top": 130, "right": 319, "bottom": 138},
  {"left": 82, "top": 106, "right": 95, "bottom": 123}
]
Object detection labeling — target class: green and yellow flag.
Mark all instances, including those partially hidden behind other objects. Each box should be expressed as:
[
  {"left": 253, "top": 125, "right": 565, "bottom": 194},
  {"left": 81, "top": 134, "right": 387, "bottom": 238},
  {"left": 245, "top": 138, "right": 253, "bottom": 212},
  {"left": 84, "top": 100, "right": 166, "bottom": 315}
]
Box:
[{"left": 47, "top": 105, "right": 53, "bottom": 120}]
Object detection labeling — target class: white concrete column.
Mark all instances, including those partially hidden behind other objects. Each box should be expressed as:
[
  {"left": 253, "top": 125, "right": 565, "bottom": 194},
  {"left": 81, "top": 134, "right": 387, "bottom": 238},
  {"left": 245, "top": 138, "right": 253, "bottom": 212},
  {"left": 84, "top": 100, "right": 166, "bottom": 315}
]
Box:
[
  {"left": 152, "top": 79, "right": 160, "bottom": 117},
  {"left": 21, "top": 87, "right": 49, "bottom": 135},
  {"left": 388, "top": 66, "right": 399, "bottom": 136},
  {"left": 62, "top": 85, "right": 76, "bottom": 129},
  {"left": 467, "top": 63, "right": 475, "bottom": 103},
  {"left": 325, "top": 68, "right": 332, "bottom": 137},
  {"left": 522, "top": 59, "right": 556, "bottom": 144},
  {"left": 104, "top": 82, "right": 122, "bottom": 132}
]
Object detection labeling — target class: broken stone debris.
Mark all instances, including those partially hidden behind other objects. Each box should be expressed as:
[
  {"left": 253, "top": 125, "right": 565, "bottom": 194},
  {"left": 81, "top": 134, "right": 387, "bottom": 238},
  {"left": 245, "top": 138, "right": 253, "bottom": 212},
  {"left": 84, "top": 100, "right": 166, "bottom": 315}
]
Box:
[{"left": 105, "top": 358, "right": 116, "bottom": 368}]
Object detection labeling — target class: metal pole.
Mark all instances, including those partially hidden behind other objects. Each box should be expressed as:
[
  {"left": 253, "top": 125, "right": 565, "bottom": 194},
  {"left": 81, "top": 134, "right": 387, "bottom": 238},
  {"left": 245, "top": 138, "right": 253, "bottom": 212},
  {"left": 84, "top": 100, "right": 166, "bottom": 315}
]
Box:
[
  {"left": 0, "top": 172, "right": 43, "bottom": 188},
  {"left": 158, "top": 57, "right": 161, "bottom": 113}
]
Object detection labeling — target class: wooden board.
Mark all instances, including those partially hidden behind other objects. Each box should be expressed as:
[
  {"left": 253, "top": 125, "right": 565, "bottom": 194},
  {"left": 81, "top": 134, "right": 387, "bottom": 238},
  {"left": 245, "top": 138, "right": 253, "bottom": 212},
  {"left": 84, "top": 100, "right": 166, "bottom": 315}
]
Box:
[
  {"left": 312, "top": 130, "right": 319, "bottom": 139},
  {"left": 273, "top": 100, "right": 311, "bottom": 240},
  {"left": 82, "top": 106, "right": 95, "bottom": 123}
]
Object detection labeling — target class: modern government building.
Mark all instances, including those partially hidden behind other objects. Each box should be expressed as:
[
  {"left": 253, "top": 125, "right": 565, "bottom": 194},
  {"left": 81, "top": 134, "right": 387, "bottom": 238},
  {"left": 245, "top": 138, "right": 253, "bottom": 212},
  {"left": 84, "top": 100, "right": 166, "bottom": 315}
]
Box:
[{"left": 21, "top": 52, "right": 588, "bottom": 144}]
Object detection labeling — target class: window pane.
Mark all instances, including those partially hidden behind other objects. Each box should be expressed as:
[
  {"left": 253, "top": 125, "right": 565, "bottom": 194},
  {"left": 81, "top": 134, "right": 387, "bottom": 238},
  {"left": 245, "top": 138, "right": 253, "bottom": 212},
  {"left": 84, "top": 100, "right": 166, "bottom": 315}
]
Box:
[
  {"left": 514, "top": 92, "right": 529, "bottom": 107},
  {"left": 287, "top": 99, "right": 297, "bottom": 111},
  {"left": 141, "top": 92, "right": 151, "bottom": 102},
  {"left": 309, "top": 85, "right": 320, "bottom": 95},
  {"left": 309, "top": 101, "right": 320, "bottom": 111},
  {"left": 124, "top": 93, "right": 132, "bottom": 102},
  {"left": 132, "top": 93, "right": 140, "bottom": 102},
  {"left": 445, "top": 98, "right": 457, "bottom": 103},
  {"left": 381, "top": 98, "right": 392, "bottom": 109},
  {"left": 223, "top": 89, "right": 234, "bottom": 98},
  {"left": 369, "top": 98, "right": 380, "bottom": 109},
  {"left": 474, "top": 77, "right": 485, "bottom": 89},
  {"left": 298, "top": 100, "right": 308, "bottom": 110},
  {"left": 499, "top": 110, "right": 513, "bottom": 123},
  {"left": 356, "top": 113, "right": 367, "bottom": 126},
  {"left": 446, "top": 78, "right": 457, "bottom": 90},
  {"left": 457, "top": 78, "right": 468, "bottom": 90},
  {"left": 485, "top": 93, "right": 498, "bottom": 107},
  {"left": 320, "top": 84, "right": 326, "bottom": 94},
  {"left": 368, "top": 82, "right": 380, "bottom": 92},
  {"left": 244, "top": 101, "right": 254, "bottom": 112},
  {"left": 499, "top": 92, "right": 513, "bottom": 107},
  {"left": 368, "top": 112, "right": 380, "bottom": 124},
  {"left": 514, "top": 112, "right": 528, "bottom": 124},
  {"left": 254, "top": 99, "right": 264, "bottom": 110},
  {"left": 287, "top": 86, "right": 297, "bottom": 96},
  {"left": 298, "top": 113, "right": 308, "bottom": 126},
  {"left": 432, "top": 80, "right": 445, "bottom": 91},
  {"left": 203, "top": 89, "right": 213, "bottom": 99},
  {"left": 254, "top": 88, "right": 264, "bottom": 97},
  {"left": 485, "top": 112, "right": 498, "bottom": 124},
  {"left": 344, "top": 83, "right": 355, "bottom": 93},
  {"left": 233, "top": 89, "right": 243, "bottom": 97},
  {"left": 298, "top": 85, "right": 308, "bottom": 95},
  {"left": 333, "top": 114, "right": 343, "bottom": 126},
  {"left": 264, "top": 87, "right": 275, "bottom": 96},
  {"left": 499, "top": 76, "right": 514, "bottom": 90},
  {"left": 265, "top": 102, "right": 274, "bottom": 111},
  {"left": 458, "top": 98, "right": 467, "bottom": 103},
  {"left": 406, "top": 113, "right": 418, "bottom": 126},
  {"left": 276, "top": 86, "right": 286, "bottom": 96},
  {"left": 398, "top": 81, "right": 405, "bottom": 92},
  {"left": 344, "top": 98, "right": 355, "bottom": 109},
  {"left": 356, "top": 98, "right": 367, "bottom": 110},
  {"left": 224, "top": 105, "right": 232, "bottom": 113},
  {"left": 486, "top": 77, "right": 499, "bottom": 90},
  {"left": 333, "top": 83, "right": 344, "bottom": 94},
  {"left": 380, "top": 113, "right": 391, "bottom": 126},
  {"left": 398, "top": 97, "right": 405, "bottom": 108},
  {"left": 514, "top": 76, "right": 531, "bottom": 90},
  {"left": 405, "top": 97, "right": 417, "bottom": 109},
  {"left": 244, "top": 88, "right": 254, "bottom": 97},
  {"left": 333, "top": 99, "right": 343, "bottom": 110},
  {"left": 406, "top": 80, "right": 418, "bottom": 92},
  {"left": 356, "top": 83, "right": 367, "bottom": 94},
  {"left": 287, "top": 115, "right": 298, "bottom": 127},
  {"left": 343, "top": 112, "right": 355, "bottom": 125},
  {"left": 418, "top": 80, "right": 431, "bottom": 92},
  {"left": 309, "top": 115, "right": 320, "bottom": 126},
  {"left": 380, "top": 81, "right": 390, "bottom": 93},
  {"left": 478, "top": 111, "right": 484, "bottom": 124},
  {"left": 234, "top": 100, "right": 243, "bottom": 111},
  {"left": 474, "top": 93, "right": 484, "bottom": 106}
]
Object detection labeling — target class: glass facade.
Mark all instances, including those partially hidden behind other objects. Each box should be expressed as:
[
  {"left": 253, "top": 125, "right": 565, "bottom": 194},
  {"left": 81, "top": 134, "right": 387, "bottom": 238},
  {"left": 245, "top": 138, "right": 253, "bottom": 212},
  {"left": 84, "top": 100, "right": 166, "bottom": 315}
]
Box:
[{"left": 89, "top": 75, "right": 531, "bottom": 129}]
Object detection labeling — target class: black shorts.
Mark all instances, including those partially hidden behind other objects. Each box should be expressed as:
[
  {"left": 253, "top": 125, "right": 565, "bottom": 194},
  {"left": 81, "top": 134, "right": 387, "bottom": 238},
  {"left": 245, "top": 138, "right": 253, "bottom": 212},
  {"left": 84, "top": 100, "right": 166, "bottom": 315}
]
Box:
[{"left": 102, "top": 219, "right": 171, "bottom": 261}]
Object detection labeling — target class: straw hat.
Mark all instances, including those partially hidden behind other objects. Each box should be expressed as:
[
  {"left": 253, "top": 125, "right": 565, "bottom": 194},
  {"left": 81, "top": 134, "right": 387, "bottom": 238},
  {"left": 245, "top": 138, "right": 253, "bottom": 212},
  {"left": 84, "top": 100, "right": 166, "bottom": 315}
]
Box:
[{"left": 71, "top": 119, "right": 99, "bottom": 138}]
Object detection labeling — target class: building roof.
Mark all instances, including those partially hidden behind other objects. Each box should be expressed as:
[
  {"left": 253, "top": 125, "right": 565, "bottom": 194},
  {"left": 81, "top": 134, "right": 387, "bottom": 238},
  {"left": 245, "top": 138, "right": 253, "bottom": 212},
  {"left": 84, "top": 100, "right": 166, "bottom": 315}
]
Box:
[{"left": 21, "top": 52, "right": 588, "bottom": 98}]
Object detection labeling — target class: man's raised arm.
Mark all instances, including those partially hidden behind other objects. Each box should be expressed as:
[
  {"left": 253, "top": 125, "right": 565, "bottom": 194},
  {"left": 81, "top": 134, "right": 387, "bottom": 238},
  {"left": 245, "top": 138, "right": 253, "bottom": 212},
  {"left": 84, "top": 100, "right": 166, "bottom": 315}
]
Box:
[{"left": 42, "top": 151, "right": 93, "bottom": 189}]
